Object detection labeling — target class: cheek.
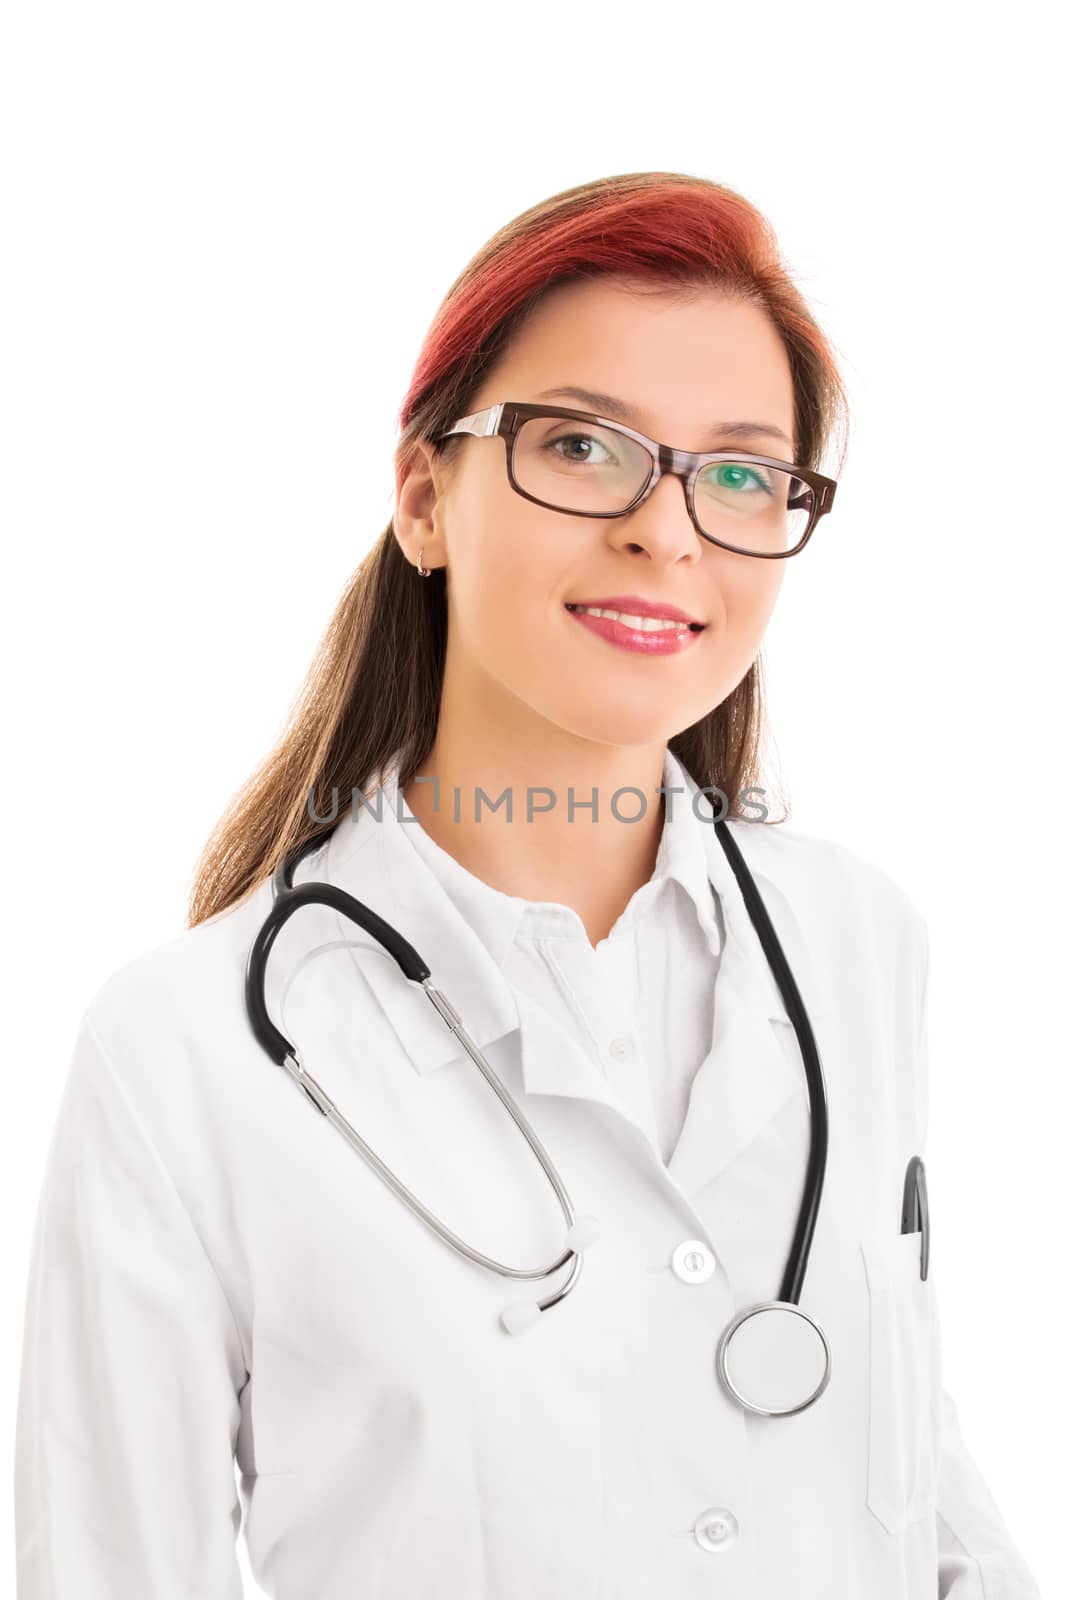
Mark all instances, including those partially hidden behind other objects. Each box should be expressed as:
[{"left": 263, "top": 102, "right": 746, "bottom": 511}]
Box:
[
  {"left": 687, "top": 565, "right": 784, "bottom": 708},
  {"left": 445, "top": 502, "right": 563, "bottom": 656},
  {"left": 722, "top": 565, "right": 784, "bottom": 642}
]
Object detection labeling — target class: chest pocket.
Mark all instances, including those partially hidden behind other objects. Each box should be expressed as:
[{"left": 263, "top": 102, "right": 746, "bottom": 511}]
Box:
[{"left": 860, "top": 1230, "right": 939, "bottom": 1535}]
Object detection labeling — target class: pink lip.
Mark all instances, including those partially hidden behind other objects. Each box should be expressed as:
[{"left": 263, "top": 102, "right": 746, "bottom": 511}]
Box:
[
  {"left": 565, "top": 593, "right": 702, "bottom": 624},
  {"left": 565, "top": 604, "right": 705, "bottom": 657}
]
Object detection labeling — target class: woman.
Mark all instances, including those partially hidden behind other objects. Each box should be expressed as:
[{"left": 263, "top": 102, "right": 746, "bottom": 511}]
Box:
[{"left": 15, "top": 171, "right": 1041, "bottom": 1598}]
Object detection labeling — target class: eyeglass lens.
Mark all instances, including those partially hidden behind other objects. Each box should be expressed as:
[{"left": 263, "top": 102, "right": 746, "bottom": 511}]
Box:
[{"left": 513, "top": 415, "right": 813, "bottom": 555}]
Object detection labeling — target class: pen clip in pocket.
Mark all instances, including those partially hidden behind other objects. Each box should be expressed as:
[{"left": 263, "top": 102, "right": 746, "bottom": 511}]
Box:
[{"left": 899, "top": 1154, "right": 930, "bottom": 1281}]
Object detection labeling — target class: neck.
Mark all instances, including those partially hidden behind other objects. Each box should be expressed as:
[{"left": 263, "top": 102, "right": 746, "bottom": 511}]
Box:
[{"left": 401, "top": 720, "right": 670, "bottom": 951}]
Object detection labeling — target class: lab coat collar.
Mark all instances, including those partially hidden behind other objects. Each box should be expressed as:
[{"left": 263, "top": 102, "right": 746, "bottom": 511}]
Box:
[{"left": 322, "top": 749, "right": 822, "bottom": 1193}]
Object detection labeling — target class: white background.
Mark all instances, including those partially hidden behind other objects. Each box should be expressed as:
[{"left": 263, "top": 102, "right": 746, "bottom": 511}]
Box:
[{"left": 2, "top": 3, "right": 1061, "bottom": 1594}]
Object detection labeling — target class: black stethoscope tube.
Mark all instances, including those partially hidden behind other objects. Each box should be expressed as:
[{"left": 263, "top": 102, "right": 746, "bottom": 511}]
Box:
[{"left": 714, "top": 820, "right": 828, "bottom": 1308}]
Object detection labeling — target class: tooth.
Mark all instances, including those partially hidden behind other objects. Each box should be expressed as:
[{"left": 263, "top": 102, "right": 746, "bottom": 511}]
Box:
[{"left": 577, "top": 605, "right": 685, "bottom": 631}]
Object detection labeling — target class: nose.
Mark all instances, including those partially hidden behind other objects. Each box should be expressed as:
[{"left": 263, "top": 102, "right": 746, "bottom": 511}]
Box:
[{"left": 605, "top": 469, "right": 705, "bottom": 564}]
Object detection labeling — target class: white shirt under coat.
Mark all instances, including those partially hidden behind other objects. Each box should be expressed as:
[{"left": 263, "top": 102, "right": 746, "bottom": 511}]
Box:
[
  {"left": 14, "top": 750, "right": 1042, "bottom": 1598},
  {"left": 400, "top": 746, "right": 726, "bottom": 1167}
]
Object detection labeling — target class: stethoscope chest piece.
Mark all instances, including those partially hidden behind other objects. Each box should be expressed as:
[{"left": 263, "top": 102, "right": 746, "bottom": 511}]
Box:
[{"left": 717, "top": 1301, "right": 832, "bottom": 1417}]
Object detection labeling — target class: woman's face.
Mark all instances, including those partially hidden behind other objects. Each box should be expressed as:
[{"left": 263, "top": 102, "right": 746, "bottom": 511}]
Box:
[{"left": 397, "top": 276, "right": 797, "bottom": 751}]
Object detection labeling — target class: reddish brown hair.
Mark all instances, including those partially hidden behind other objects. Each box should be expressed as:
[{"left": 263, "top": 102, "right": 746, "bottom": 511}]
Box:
[{"left": 189, "top": 170, "right": 849, "bottom": 926}]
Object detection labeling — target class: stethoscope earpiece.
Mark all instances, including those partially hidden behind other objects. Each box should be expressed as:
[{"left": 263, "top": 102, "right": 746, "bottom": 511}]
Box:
[
  {"left": 564, "top": 1214, "right": 601, "bottom": 1253},
  {"left": 501, "top": 1301, "right": 543, "bottom": 1337},
  {"left": 499, "top": 1213, "right": 602, "bottom": 1337}
]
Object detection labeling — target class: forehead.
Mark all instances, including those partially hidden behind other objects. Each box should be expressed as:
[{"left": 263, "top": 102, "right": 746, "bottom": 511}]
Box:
[{"left": 480, "top": 277, "right": 795, "bottom": 448}]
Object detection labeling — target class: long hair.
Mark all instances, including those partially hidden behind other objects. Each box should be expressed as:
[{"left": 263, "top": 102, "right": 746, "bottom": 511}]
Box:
[{"left": 188, "top": 170, "right": 850, "bottom": 927}]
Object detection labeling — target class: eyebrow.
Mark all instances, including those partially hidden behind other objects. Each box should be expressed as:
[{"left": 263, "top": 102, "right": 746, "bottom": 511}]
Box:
[{"left": 531, "top": 385, "right": 795, "bottom": 451}]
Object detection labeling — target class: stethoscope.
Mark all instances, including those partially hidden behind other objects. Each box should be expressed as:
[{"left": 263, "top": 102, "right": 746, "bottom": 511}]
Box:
[{"left": 245, "top": 810, "right": 831, "bottom": 1418}]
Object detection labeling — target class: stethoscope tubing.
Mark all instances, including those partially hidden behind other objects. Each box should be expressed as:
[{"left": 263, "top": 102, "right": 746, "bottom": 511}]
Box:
[{"left": 713, "top": 821, "right": 829, "bottom": 1307}]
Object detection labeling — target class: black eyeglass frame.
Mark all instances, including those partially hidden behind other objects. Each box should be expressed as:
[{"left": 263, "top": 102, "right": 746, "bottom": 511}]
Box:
[{"left": 432, "top": 401, "right": 838, "bottom": 559}]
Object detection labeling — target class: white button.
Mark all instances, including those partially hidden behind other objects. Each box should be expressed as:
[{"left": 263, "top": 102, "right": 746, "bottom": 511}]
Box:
[
  {"left": 694, "top": 1506, "right": 738, "bottom": 1551},
  {"left": 671, "top": 1239, "right": 717, "bottom": 1283},
  {"left": 608, "top": 1036, "right": 632, "bottom": 1060}
]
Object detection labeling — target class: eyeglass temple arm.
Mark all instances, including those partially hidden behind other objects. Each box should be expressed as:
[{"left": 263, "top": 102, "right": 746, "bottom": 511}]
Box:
[{"left": 440, "top": 403, "right": 504, "bottom": 440}]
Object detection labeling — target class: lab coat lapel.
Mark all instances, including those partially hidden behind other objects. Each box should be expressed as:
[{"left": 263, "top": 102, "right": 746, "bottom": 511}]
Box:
[
  {"left": 321, "top": 778, "right": 659, "bottom": 1123},
  {"left": 324, "top": 800, "right": 524, "bottom": 1076},
  {"left": 665, "top": 818, "right": 826, "bottom": 1198}
]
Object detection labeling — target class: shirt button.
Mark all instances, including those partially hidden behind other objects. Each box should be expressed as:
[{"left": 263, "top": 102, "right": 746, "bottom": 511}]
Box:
[
  {"left": 693, "top": 1506, "right": 738, "bottom": 1551},
  {"left": 608, "top": 1036, "right": 632, "bottom": 1060},
  {"left": 671, "top": 1239, "right": 717, "bottom": 1283}
]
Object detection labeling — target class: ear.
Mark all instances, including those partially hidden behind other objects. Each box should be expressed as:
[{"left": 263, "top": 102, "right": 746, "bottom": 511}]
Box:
[{"left": 393, "top": 437, "right": 450, "bottom": 574}]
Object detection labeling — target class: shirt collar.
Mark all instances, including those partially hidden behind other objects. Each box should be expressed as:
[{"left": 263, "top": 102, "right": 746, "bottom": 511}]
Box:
[
  {"left": 392, "top": 745, "right": 722, "bottom": 966},
  {"left": 321, "top": 744, "right": 815, "bottom": 1082}
]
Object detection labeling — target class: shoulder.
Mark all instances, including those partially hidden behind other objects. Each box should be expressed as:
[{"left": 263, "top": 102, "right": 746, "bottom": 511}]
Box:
[
  {"left": 88, "top": 878, "right": 270, "bottom": 1026},
  {"left": 673, "top": 749, "right": 928, "bottom": 963},
  {"left": 78, "top": 874, "right": 276, "bottom": 1113},
  {"left": 727, "top": 812, "right": 925, "bottom": 923},
  {"left": 725, "top": 814, "right": 929, "bottom": 983}
]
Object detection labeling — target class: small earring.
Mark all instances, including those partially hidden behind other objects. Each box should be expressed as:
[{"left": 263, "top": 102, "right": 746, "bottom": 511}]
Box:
[{"left": 416, "top": 547, "right": 431, "bottom": 578}]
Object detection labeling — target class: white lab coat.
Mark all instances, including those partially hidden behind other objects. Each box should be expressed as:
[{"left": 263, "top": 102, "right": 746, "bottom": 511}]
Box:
[{"left": 15, "top": 766, "right": 1042, "bottom": 1599}]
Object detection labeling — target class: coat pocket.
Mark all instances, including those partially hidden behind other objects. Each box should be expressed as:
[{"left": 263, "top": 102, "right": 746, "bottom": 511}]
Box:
[{"left": 860, "top": 1230, "right": 937, "bottom": 1536}]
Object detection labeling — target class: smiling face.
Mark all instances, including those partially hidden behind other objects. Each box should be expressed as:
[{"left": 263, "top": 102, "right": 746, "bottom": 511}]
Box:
[{"left": 395, "top": 275, "right": 797, "bottom": 752}]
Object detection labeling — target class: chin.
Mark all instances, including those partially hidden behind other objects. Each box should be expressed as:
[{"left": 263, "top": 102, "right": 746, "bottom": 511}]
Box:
[{"left": 537, "top": 701, "right": 683, "bottom": 751}]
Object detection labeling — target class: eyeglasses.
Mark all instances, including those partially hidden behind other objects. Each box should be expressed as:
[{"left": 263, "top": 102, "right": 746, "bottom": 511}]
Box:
[{"left": 432, "top": 401, "right": 837, "bottom": 558}]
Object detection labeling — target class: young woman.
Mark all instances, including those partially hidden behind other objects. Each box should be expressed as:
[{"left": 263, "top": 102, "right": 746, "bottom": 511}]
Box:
[{"left": 15, "top": 171, "right": 1041, "bottom": 1598}]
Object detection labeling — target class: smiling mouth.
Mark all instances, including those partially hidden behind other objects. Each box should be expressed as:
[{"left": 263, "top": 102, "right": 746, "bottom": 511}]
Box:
[{"left": 564, "top": 603, "right": 705, "bottom": 633}]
